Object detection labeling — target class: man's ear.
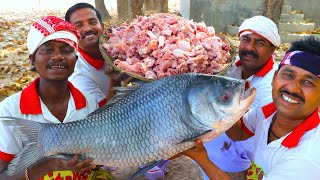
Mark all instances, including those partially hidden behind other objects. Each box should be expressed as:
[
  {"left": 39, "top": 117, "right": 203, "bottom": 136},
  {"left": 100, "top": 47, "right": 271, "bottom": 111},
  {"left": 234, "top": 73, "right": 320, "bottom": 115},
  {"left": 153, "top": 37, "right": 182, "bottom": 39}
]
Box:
[
  {"left": 271, "top": 45, "right": 277, "bottom": 52},
  {"left": 101, "top": 22, "right": 104, "bottom": 30},
  {"left": 271, "top": 70, "right": 278, "bottom": 86},
  {"left": 29, "top": 54, "right": 37, "bottom": 71},
  {"left": 29, "top": 54, "right": 35, "bottom": 64}
]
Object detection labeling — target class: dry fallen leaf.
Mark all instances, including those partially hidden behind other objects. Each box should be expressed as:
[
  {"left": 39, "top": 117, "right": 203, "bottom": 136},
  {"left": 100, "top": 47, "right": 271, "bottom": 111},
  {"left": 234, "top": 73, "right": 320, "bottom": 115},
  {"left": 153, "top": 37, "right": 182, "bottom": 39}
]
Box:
[
  {"left": 291, "top": 10, "right": 303, "bottom": 14},
  {"left": 0, "top": 89, "right": 7, "bottom": 96}
]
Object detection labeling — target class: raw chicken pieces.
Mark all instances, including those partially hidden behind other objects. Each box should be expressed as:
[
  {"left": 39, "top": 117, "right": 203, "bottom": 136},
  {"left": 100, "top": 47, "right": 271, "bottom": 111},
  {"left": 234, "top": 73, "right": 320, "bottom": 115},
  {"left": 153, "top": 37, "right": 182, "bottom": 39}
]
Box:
[{"left": 103, "top": 13, "right": 231, "bottom": 80}]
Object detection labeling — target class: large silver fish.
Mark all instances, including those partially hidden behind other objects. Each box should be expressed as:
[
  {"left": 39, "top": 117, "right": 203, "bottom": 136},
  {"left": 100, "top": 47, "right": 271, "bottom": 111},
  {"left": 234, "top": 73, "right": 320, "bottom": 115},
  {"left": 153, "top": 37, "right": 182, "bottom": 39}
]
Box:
[{"left": 1, "top": 73, "right": 255, "bottom": 177}]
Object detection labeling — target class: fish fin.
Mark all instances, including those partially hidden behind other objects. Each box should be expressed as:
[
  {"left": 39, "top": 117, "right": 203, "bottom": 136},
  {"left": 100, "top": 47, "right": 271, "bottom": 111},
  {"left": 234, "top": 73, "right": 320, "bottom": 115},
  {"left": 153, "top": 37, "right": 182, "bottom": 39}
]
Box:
[
  {"left": 179, "top": 130, "right": 212, "bottom": 143},
  {"left": 107, "top": 86, "right": 141, "bottom": 106},
  {"left": 87, "top": 85, "right": 141, "bottom": 116},
  {"left": 0, "top": 117, "right": 43, "bottom": 175},
  {"left": 129, "top": 160, "right": 163, "bottom": 180}
]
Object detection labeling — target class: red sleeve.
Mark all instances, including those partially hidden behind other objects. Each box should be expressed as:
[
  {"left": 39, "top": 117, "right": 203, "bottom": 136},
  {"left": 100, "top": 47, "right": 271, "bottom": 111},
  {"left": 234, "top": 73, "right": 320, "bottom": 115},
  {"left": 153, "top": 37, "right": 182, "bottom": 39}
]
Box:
[
  {"left": 98, "top": 98, "right": 107, "bottom": 107},
  {"left": 241, "top": 117, "right": 254, "bottom": 136},
  {"left": 0, "top": 151, "right": 14, "bottom": 162}
]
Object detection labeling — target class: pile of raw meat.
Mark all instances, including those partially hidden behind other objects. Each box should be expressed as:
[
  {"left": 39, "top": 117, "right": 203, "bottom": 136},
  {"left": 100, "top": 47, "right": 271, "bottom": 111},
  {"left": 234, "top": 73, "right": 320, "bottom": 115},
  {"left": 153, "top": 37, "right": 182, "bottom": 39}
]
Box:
[{"left": 102, "top": 13, "right": 232, "bottom": 80}]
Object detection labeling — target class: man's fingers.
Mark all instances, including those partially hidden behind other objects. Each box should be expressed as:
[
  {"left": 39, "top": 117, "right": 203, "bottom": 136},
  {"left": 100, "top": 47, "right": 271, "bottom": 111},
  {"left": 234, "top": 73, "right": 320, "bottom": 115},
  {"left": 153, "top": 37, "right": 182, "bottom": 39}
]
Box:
[
  {"left": 77, "top": 164, "right": 97, "bottom": 173},
  {"left": 114, "top": 71, "right": 125, "bottom": 81},
  {"left": 64, "top": 155, "right": 79, "bottom": 167},
  {"left": 123, "top": 76, "right": 134, "bottom": 85},
  {"left": 104, "top": 65, "right": 135, "bottom": 84},
  {"left": 105, "top": 66, "right": 114, "bottom": 74},
  {"left": 72, "top": 158, "right": 94, "bottom": 171},
  {"left": 194, "top": 139, "right": 203, "bottom": 148}
]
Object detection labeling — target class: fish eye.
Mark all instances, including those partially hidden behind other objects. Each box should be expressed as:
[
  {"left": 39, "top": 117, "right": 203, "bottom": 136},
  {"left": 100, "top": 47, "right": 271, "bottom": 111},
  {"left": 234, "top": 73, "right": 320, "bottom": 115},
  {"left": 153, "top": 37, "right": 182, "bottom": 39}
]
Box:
[{"left": 220, "top": 92, "right": 232, "bottom": 102}]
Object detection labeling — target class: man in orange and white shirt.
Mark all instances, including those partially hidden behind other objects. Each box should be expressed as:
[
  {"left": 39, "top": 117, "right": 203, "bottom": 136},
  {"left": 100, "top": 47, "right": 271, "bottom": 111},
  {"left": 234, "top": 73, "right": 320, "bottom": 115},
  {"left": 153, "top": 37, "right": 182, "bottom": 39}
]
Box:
[
  {"left": 202, "top": 16, "right": 281, "bottom": 177},
  {"left": 0, "top": 16, "right": 112, "bottom": 180},
  {"left": 184, "top": 36, "right": 320, "bottom": 180}
]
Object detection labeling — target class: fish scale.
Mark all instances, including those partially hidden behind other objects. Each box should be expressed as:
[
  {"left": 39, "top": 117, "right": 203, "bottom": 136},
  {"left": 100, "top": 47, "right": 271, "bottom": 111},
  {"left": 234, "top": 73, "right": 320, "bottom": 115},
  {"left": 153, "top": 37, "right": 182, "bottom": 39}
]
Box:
[{"left": 2, "top": 73, "right": 256, "bottom": 176}]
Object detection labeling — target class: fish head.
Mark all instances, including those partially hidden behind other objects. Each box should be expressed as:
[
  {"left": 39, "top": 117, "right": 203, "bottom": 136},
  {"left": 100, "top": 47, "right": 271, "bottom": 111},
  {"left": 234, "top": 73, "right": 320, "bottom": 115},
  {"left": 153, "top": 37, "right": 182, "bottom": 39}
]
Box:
[{"left": 185, "top": 74, "right": 256, "bottom": 142}]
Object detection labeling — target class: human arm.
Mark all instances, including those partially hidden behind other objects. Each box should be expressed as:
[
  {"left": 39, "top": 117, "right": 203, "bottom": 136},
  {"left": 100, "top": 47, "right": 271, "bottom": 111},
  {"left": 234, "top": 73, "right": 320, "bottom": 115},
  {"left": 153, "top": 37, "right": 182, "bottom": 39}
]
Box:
[
  {"left": 226, "top": 118, "right": 253, "bottom": 141},
  {"left": 226, "top": 99, "right": 267, "bottom": 142},
  {"left": 0, "top": 155, "right": 96, "bottom": 180},
  {"left": 181, "top": 140, "right": 232, "bottom": 180}
]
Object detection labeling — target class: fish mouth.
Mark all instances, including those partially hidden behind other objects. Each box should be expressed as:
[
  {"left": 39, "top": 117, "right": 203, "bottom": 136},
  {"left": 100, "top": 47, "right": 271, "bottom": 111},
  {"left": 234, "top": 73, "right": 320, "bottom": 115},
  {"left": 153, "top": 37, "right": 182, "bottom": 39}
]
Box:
[{"left": 240, "top": 80, "right": 256, "bottom": 104}]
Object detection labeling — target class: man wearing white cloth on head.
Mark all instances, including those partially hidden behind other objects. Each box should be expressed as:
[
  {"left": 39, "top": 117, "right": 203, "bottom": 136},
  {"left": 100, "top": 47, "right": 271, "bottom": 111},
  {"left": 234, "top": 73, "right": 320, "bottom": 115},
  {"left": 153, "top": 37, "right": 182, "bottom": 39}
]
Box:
[{"left": 200, "top": 15, "right": 281, "bottom": 179}]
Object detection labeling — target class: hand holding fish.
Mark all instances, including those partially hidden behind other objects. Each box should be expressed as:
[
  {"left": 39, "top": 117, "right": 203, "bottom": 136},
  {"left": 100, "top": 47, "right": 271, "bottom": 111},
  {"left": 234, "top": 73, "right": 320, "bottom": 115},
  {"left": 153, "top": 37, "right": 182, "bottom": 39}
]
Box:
[
  {"left": 49, "top": 155, "right": 96, "bottom": 173},
  {"left": 169, "top": 139, "right": 207, "bottom": 161},
  {"left": 0, "top": 155, "right": 97, "bottom": 180},
  {"left": 182, "top": 139, "right": 232, "bottom": 180},
  {"left": 181, "top": 139, "right": 208, "bottom": 163},
  {"left": 27, "top": 155, "right": 96, "bottom": 178}
]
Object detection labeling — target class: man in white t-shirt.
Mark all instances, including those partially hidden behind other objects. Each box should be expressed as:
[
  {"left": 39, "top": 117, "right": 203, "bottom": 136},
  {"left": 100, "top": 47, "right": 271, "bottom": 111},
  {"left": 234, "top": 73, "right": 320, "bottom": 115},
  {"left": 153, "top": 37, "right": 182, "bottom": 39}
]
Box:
[
  {"left": 202, "top": 16, "right": 281, "bottom": 177},
  {"left": 65, "top": 3, "right": 162, "bottom": 179},
  {"left": 0, "top": 16, "right": 112, "bottom": 180},
  {"left": 183, "top": 36, "right": 320, "bottom": 180},
  {"left": 65, "top": 3, "right": 115, "bottom": 107}
]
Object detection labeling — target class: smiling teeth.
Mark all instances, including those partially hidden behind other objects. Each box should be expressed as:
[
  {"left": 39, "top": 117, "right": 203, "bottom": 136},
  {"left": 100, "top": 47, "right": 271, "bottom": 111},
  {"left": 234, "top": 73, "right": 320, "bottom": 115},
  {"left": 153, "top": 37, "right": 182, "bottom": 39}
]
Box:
[
  {"left": 282, "top": 94, "right": 298, "bottom": 104},
  {"left": 50, "top": 65, "right": 65, "bottom": 69},
  {"left": 84, "top": 34, "right": 95, "bottom": 38}
]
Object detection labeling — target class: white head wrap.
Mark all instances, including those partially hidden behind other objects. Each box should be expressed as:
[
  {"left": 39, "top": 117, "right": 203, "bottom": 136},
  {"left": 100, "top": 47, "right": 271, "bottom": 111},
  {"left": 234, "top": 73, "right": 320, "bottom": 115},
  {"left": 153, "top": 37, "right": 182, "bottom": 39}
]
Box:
[
  {"left": 238, "top": 15, "right": 281, "bottom": 47},
  {"left": 27, "top": 16, "right": 79, "bottom": 55}
]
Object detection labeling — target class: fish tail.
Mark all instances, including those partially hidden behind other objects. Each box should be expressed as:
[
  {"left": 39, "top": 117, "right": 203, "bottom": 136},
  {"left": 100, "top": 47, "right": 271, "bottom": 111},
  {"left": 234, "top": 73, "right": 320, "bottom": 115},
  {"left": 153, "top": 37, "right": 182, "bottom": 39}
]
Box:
[{"left": 0, "top": 117, "right": 43, "bottom": 175}]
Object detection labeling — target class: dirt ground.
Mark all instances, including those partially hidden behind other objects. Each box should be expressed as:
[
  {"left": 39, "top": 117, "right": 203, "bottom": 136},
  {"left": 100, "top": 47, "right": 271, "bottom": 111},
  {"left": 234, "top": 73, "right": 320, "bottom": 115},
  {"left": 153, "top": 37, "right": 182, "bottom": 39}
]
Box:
[
  {"left": 109, "top": 156, "right": 247, "bottom": 180},
  {"left": 0, "top": 10, "right": 289, "bottom": 180},
  {"left": 110, "top": 156, "right": 204, "bottom": 180}
]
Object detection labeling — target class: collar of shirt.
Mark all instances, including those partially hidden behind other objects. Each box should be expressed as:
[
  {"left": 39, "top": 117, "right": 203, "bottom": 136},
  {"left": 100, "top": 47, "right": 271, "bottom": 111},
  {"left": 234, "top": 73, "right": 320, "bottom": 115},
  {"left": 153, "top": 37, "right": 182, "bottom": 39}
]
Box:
[
  {"left": 20, "top": 78, "right": 87, "bottom": 114},
  {"left": 235, "top": 56, "right": 274, "bottom": 77},
  {"left": 262, "top": 102, "right": 320, "bottom": 148},
  {"left": 78, "top": 48, "right": 105, "bottom": 70}
]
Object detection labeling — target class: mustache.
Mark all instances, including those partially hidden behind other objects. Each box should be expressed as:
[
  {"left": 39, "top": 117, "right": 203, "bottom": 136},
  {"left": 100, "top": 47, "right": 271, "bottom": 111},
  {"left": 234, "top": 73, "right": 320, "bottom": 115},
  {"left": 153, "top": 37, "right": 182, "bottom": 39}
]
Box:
[
  {"left": 280, "top": 90, "right": 305, "bottom": 102},
  {"left": 240, "top": 50, "right": 259, "bottom": 59}
]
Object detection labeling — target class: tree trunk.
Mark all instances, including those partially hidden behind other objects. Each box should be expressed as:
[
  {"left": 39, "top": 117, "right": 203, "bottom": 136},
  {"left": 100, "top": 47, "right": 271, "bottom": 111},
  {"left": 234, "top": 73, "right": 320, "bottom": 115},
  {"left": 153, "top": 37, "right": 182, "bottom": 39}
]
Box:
[
  {"left": 128, "top": 0, "right": 144, "bottom": 19},
  {"left": 259, "top": 0, "right": 284, "bottom": 27},
  {"left": 117, "top": 0, "right": 143, "bottom": 20},
  {"left": 144, "top": 0, "right": 168, "bottom": 13},
  {"left": 144, "top": 0, "right": 154, "bottom": 12},
  {"left": 95, "top": 0, "right": 111, "bottom": 21},
  {"left": 161, "top": 0, "right": 168, "bottom": 13},
  {"left": 117, "top": 0, "right": 128, "bottom": 19}
]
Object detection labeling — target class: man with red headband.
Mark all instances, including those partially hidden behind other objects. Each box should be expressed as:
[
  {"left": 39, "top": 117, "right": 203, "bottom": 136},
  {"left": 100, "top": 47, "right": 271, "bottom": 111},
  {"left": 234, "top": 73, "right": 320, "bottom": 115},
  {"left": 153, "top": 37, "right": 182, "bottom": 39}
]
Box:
[
  {"left": 202, "top": 15, "right": 281, "bottom": 178},
  {"left": 0, "top": 16, "right": 112, "bottom": 180},
  {"left": 184, "top": 36, "right": 320, "bottom": 180}
]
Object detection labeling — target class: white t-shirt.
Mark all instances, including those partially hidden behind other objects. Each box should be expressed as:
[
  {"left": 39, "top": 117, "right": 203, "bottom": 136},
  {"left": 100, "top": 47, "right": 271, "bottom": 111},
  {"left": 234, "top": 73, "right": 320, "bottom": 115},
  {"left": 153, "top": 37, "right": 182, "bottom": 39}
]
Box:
[
  {"left": 243, "top": 101, "right": 320, "bottom": 180},
  {"left": 0, "top": 79, "right": 97, "bottom": 161},
  {"left": 202, "top": 57, "right": 277, "bottom": 175},
  {"left": 226, "top": 57, "right": 278, "bottom": 108},
  {"left": 69, "top": 50, "right": 111, "bottom": 107}
]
